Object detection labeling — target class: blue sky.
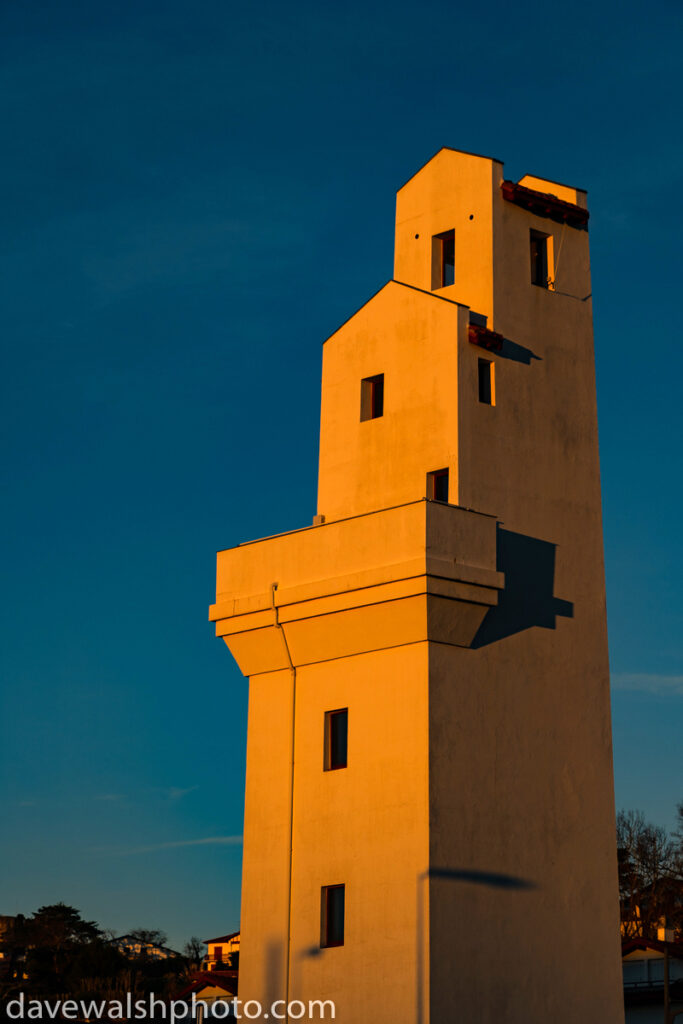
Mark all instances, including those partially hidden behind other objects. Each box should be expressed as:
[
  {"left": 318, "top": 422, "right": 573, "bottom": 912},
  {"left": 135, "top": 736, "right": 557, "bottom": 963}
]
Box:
[{"left": 1, "top": 0, "right": 681, "bottom": 951}]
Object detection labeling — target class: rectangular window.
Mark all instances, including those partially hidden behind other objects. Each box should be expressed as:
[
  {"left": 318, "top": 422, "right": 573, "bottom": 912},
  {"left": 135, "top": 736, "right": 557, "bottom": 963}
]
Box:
[
  {"left": 360, "top": 374, "right": 384, "bottom": 421},
  {"left": 321, "top": 884, "right": 345, "bottom": 948},
  {"left": 427, "top": 468, "right": 449, "bottom": 503},
  {"left": 478, "top": 358, "right": 494, "bottom": 405},
  {"left": 431, "top": 229, "right": 455, "bottom": 289},
  {"left": 530, "top": 229, "right": 550, "bottom": 288},
  {"left": 324, "top": 708, "right": 348, "bottom": 771}
]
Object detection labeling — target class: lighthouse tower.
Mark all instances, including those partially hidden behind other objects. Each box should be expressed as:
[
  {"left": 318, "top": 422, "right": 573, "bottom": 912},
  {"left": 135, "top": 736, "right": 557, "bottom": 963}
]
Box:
[{"left": 209, "top": 148, "right": 624, "bottom": 1024}]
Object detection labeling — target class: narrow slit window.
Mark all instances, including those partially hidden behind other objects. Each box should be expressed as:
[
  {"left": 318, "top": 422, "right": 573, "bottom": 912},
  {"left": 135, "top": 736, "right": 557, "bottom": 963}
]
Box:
[
  {"left": 427, "top": 468, "right": 449, "bottom": 503},
  {"left": 478, "top": 358, "right": 493, "bottom": 405},
  {"left": 530, "top": 229, "right": 550, "bottom": 288},
  {"left": 431, "top": 229, "right": 455, "bottom": 289},
  {"left": 321, "top": 884, "right": 345, "bottom": 948},
  {"left": 324, "top": 708, "right": 348, "bottom": 771},
  {"left": 360, "top": 374, "right": 384, "bottom": 421}
]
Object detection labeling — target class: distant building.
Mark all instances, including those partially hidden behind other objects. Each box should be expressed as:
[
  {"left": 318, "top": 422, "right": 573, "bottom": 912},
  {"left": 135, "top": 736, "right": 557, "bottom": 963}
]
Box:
[
  {"left": 202, "top": 932, "right": 239, "bottom": 971},
  {"left": 623, "top": 937, "right": 683, "bottom": 1023},
  {"left": 176, "top": 971, "right": 238, "bottom": 1007},
  {"left": 0, "top": 916, "right": 17, "bottom": 968},
  {"left": 621, "top": 886, "right": 683, "bottom": 942},
  {"left": 109, "top": 935, "right": 181, "bottom": 960}
]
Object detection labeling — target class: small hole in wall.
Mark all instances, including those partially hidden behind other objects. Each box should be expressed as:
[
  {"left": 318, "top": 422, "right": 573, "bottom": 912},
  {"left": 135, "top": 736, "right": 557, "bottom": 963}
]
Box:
[
  {"left": 415, "top": 233, "right": 419, "bottom": 239},
  {"left": 469, "top": 214, "right": 474, "bottom": 220}
]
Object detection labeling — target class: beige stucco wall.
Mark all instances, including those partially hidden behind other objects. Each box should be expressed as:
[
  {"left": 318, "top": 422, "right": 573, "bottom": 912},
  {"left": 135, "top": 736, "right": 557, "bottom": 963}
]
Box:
[
  {"left": 317, "top": 282, "right": 465, "bottom": 522},
  {"left": 424, "top": 157, "right": 622, "bottom": 1022},
  {"left": 238, "top": 646, "right": 430, "bottom": 1023},
  {"left": 394, "top": 148, "right": 499, "bottom": 321}
]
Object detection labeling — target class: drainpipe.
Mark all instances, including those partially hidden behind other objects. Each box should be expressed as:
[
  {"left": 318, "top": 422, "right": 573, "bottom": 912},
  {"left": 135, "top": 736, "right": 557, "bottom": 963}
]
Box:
[{"left": 271, "top": 582, "right": 296, "bottom": 1024}]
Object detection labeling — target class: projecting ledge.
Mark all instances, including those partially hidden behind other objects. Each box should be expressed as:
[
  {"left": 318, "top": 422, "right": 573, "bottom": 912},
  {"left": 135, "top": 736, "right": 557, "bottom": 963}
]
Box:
[{"left": 209, "top": 500, "right": 503, "bottom": 675}]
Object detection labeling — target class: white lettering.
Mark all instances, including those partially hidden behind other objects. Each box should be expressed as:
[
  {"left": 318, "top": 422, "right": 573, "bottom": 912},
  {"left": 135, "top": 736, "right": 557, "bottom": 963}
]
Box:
[
  {"left": 149, "top": 994, "right": 166, "bottom": 1018},
  {"left": 170, "top": 1000, "right": 188, "bottom": 1023},
  {"left": 191, "top": 996, "right": 209, "bottom": 1020},
  {"left": 81, "top": 1000, "right": 107, "bottom": 1019},
  {"left": 309, "top": 1000, "right": 336, "bottom": 1020},
  {"left": 6, "top": 996, "right": 24, "bottom": 1019}
]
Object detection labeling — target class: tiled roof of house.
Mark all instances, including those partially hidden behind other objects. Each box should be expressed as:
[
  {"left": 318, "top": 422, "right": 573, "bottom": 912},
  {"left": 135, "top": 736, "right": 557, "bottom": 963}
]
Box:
[
  {"left": 176, "top": 971, "right": 238, "bottom": 1000},
  {"left": 622, "top": 937, "right": 683, "bottom": 958}
]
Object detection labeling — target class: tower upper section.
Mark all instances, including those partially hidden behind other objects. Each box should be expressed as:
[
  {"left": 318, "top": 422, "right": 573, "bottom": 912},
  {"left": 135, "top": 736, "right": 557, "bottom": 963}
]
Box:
[
  {"left": 393, "top": 148, "right": 588, "bottom": 326},
  {"left": 317, "top": 148, "right": 593, "bottom": 524},
  {"left": 394, "top": 148, "right": 501, "bottom": 321}
]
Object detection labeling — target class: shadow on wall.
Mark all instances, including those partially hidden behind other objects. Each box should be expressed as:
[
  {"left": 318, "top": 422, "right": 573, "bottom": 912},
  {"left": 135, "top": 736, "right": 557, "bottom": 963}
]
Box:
[
  {"left": 429, "top": 867, "right": 537, "bottom": 889},
  {"left": 264, "top": 939, "right": 283, "bottom": 1013},
  {"left": 290, "top": 943, "right": 323, "bottom": 999},
  {"left": 473, "top": 527, "right": 573, "bottom": 648},
  {"left": 416, "top": 867, "right": 537, "bottom": 1023},
  {"left": 498, "top": 337, "right": 542, "bottom": 365}
]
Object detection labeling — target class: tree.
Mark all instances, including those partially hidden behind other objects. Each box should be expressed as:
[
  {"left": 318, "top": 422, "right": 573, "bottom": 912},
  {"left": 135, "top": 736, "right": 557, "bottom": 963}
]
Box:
[
  {"left": 30, "top": 904, "right": 101, "bottom": 949},
  {"left": 226, "top": 950, "right": 239, "bottom": 971},
  {"left": 127, "top": 928, "right": 168, "bottom": 949},
  {"left": 11, "top": 904, "right": 104, "bottom": 997},
  {"left": 0, "top": 906, "right": 188, "bottom": 1003},
  {"left": 183, "top": 937, "right": 205, "bottom": 968},
  {"left": 617, "top": 809, "right": 682, "bottom": 939}
]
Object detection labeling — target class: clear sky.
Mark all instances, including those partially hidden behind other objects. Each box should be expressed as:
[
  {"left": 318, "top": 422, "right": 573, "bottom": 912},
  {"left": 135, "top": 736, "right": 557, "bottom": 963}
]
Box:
[{"left": 1, "top": 0, "right": 681, "bottom": 953}]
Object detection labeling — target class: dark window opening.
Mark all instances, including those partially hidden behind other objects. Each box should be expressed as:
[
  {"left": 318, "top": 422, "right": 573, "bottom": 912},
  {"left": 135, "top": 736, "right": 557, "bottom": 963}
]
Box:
[
  {"left": 530, "top": 230, "right": 549, "bottom": 288},
  {"left": 431, "top": 229, "right": 455, "bottom": 289},
  {"left": 478, "top": 359, "right": 493, "bottom": 405},
  {"left": 324, "top": 708, "right": 348, "bottom": 771},
  {"left": 321, "top": 885, "right": 345, "bottom": 948},
  {"left": 360, "top": 374, "right": 384, "bottom": 421},
  {"left": 427, "top": 468, "right": 449, "bottom": 503}
]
